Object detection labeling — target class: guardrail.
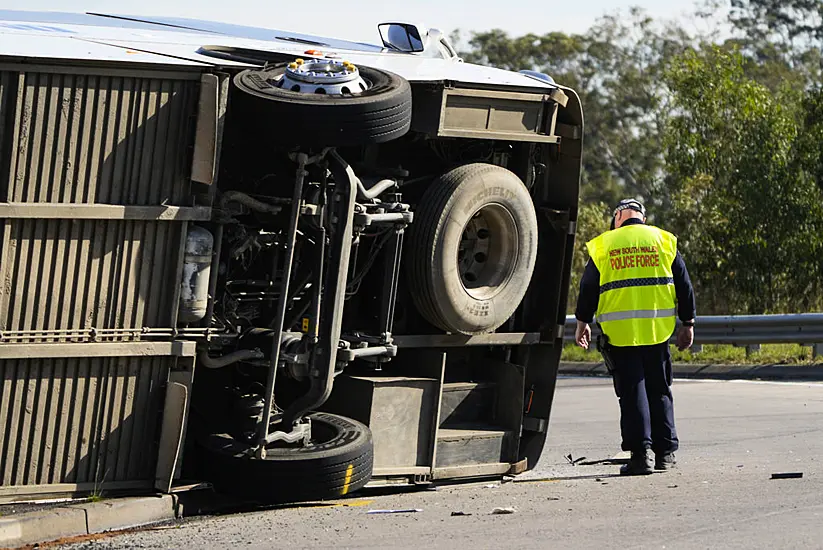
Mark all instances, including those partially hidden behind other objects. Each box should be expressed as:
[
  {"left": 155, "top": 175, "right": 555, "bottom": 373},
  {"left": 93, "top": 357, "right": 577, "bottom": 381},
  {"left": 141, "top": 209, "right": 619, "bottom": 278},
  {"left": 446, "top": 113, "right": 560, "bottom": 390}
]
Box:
[{"left": 563, "top": 314, "right": 823, "bottom": 355}]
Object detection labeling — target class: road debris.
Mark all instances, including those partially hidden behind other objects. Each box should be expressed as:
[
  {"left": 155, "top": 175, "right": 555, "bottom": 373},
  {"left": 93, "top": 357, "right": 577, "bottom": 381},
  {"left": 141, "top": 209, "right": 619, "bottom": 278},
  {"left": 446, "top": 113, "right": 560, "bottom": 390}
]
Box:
[
  {"left": 579, "top": 457, "right": 628, "bottom": 466},
  {"left": 668, "top": 485, "right": 679, "bottom": 489},
  {"left": 367, "top": 509, "right": 423, "bottom": 515},
  {"left": 771, "top": 472, "right": 803, "bottom": 480},
  {"left": 341, "top": 500, "right": 375, "bottom": 508},
  {"left": 512, "top": 476, "right": 559, "bottom": 484},
  {"left": 451, "top": 511, "right": 473, "bottom": 517},
  {"left": 565, "top": 454, "right": 587, "bottom": 466},
  {"left": 484, "top": 484, "right": 498, "bottom": 489},
  {"left": 491, "top": 507, "right": 517, "bottom": 515}
]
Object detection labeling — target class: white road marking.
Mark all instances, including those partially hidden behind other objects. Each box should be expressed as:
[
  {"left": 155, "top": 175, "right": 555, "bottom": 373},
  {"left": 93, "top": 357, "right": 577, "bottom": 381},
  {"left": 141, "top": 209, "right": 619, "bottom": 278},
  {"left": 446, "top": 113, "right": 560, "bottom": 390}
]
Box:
[{"left": 686, "top": 379, "right": 823, "bottom": 387}]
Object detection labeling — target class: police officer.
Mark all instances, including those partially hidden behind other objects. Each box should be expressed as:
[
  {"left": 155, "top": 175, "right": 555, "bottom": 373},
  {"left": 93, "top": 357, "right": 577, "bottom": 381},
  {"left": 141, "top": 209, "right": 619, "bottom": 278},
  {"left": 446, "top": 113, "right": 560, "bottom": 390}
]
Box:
[{"left": 574, "top": 199, "right": 696, "bottom": 475}]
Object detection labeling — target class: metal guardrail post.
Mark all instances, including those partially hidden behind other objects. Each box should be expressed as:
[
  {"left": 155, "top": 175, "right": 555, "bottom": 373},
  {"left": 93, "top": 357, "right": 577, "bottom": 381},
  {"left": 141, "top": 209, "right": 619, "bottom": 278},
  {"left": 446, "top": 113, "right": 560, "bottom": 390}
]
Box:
[
  {"left": 803, "top": 343, "right": 823, "bottom": 359},
  {"left": 562, "top": 314, "right": 823, "bottom": 350}
]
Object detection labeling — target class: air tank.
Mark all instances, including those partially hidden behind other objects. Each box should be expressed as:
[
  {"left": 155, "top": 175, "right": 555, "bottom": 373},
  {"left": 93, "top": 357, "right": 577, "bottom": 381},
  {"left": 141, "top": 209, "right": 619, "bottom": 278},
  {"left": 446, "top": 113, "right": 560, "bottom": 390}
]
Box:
[{"left": 179, "top": 225, "right": 214, "bottom": 323}]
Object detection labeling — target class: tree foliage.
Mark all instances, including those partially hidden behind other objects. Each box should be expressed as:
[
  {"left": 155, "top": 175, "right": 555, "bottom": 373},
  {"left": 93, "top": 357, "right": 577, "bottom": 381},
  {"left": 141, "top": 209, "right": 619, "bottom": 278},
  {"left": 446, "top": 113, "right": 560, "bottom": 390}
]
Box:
[
  {"left": 725, "top": 0, "right": 822, "bottom": 90},
  {"left": 664, "top": 47, "right": 823, "bottom": 313},
  {"left": 457, "top": 9, "right": 689, "bottom": 208},
  {"left": 454, "top": 1, "right": 823, "bottom": 314},
  {"left": 567, "top": 202, "right": 611, "bottom": 313},
  {"left": 730, "top": 0, "right": 823, "bottom": 45}
]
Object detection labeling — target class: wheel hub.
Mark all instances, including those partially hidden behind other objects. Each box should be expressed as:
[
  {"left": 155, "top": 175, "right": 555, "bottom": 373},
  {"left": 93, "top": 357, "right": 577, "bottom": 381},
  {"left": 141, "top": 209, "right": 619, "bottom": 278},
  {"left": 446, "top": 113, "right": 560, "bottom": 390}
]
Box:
[
  {"left": 458, "top": 204, "right": 519, "bottom": 300},
  {"left": 274, "top": 58, "right": 369, "bottom": 95}
]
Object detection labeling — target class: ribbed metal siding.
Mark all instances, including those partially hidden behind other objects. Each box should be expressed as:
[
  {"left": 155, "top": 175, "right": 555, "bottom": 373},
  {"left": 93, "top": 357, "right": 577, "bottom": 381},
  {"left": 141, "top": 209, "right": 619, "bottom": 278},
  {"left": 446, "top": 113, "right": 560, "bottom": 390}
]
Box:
[
  {"left": 0, "top": 219, "right": 182, "bottom": 336},
  {"left": 0, "top": 68, "right": 198, "bottom": 339},
  {"left": 4, "top": 71, "right": 195, "bottom": 205},
  {"left": 0, "top": 65, "right": 204, "bottom": 498},
  {"left": 0, "top": 356, "right": 170, "bottom": 487}
]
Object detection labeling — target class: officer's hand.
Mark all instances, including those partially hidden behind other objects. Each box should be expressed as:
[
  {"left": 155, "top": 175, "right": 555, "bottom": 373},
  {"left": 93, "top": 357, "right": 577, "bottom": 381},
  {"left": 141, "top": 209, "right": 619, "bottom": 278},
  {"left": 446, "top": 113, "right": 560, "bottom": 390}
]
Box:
[
  {"left": 676, "top": 326, "right": 694, "bottom": 351},
  {"left": 575, "top": 321, "right": 591, "bottom": 349}
]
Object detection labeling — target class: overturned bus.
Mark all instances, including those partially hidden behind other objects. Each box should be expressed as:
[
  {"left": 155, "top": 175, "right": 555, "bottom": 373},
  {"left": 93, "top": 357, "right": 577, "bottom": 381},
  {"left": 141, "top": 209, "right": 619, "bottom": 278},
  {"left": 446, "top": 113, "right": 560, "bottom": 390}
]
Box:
[{"left": 0, "top": 11, "right": 582, "bottom": 502}]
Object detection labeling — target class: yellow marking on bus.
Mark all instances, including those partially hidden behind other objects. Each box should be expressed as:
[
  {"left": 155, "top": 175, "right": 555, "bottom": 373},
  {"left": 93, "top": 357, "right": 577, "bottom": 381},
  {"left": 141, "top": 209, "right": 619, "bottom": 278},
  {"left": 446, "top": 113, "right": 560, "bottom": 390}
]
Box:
[
  {"left": 302, "top": 318, "right": 310, "bottom": 332},
  {"left": 341, "top": 463, "right": 354, "bottom": 495}
]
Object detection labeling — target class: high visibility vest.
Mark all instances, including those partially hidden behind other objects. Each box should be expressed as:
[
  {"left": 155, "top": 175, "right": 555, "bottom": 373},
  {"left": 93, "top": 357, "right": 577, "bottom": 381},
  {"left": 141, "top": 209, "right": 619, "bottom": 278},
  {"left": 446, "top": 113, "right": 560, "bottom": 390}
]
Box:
[{"left": 586, "top": 224, "right": 678, "bottom": 347}]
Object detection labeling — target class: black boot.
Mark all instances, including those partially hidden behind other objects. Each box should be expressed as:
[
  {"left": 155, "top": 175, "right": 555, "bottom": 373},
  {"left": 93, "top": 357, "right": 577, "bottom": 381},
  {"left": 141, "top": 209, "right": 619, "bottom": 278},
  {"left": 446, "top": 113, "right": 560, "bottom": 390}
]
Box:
[
  {"left": 655, "top": 452, "right": 676, "bottom": 471},
  {"left": 620, "top": 449, "right": 654, "bottom": 476}
]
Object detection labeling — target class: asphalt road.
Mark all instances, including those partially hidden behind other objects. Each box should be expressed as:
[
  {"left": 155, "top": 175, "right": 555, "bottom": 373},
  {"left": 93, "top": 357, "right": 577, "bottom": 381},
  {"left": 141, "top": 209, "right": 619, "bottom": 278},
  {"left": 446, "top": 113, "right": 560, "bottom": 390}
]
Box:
[{"left": 63, "top": 377, "right": 823, "bottom": 550}]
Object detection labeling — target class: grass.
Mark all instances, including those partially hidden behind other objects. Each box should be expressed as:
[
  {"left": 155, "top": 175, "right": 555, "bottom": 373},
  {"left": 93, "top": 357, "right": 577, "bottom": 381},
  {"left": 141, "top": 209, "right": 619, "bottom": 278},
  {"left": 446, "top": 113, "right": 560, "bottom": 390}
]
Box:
[{"left": 562, "top": 343, "right": 823, "bottom": 365}]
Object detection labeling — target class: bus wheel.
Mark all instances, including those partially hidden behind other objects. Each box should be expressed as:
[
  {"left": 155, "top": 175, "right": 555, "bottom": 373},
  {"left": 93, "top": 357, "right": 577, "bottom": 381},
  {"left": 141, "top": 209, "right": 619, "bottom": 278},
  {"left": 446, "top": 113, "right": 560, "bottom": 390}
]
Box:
[
  {"left": 233, "top": 60, "right": 411, "bottom": 146},
  {"left": 407, "top": 163, "right": 538, "bottom": 335},
  {"left": 195, "top": 412, "right": 373, "bottom": 503}
]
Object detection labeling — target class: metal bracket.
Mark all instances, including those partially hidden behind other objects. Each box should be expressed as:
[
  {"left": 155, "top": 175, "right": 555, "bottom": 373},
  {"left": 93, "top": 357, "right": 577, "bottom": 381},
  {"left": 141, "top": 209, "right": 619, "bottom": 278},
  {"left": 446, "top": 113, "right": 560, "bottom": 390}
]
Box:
[
  {"left": 522, "top": 417, "right": 549, "bottom": 433},
  {"left": 549, "top": 88, "right": 569, "bottom": 107},
  {"left": 264, "top": 420, "right": 312, "bottom": 446},
  {"left": 413, "top": 473, "right": 432, "bottom": 485},
  {"left": 354, "top": 211, "right": 413, "bottom": 227},
  {"left": 301, "top": 203, "right": 320, "bottom": 216},
  {"left": 337, "top": 341, "right": 398, "bottom": 362}
]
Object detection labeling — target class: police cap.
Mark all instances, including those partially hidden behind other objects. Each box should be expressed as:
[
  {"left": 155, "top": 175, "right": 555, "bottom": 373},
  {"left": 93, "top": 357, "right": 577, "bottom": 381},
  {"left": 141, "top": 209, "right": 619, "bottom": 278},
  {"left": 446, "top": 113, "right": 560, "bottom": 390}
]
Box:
[{"left": 613, "top": 198, "right": 646, "bottom": 218}]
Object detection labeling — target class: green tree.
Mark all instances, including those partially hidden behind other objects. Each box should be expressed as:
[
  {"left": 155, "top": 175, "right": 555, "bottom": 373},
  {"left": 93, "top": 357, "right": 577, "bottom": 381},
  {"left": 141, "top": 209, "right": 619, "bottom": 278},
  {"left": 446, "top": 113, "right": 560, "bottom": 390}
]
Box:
[
  {"left": 455, "top": 3, "right": 823, "bottom": 314},
  {"left": 730, "top": 0, "right": 823, "bottom": 45},
  {"left": 664, "top": 47, "right": 823, "bottom": 313},
  {"left": 725, "top": 0, "right": 822, "bottom": 89},
  {"left": 456, "top": 9, "right": 691, "bottom": 208},
  {"left": 796, "top": 88, "right": 823, "bottom": 191},
  {"left": 567, "top": 202, "right": 611, "bottom": 312}
]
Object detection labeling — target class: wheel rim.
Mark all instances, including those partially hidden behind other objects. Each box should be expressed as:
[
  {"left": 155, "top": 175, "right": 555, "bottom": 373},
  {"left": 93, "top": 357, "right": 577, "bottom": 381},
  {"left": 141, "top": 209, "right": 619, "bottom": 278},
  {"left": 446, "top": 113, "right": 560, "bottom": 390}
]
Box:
[
  {"left": 273, "top": 58, "right": 370, "bottom": 95},
  {"left": 457, "top": 203, "right": 519, "bottom": 300}
]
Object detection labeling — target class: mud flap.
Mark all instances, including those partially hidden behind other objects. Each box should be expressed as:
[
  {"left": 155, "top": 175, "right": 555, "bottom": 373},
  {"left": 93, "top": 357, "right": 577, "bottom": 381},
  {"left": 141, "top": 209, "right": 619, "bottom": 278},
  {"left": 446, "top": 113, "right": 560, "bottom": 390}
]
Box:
[{"left": 155, "top": 382, "right": 188, "bottom": 493}]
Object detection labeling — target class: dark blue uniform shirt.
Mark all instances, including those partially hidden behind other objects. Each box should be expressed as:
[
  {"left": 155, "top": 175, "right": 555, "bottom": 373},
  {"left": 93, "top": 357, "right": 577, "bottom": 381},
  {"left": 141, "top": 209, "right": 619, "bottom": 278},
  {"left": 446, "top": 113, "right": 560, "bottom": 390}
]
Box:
[{"left": 574, "top": 218, "right": 697, "bottom": 324}]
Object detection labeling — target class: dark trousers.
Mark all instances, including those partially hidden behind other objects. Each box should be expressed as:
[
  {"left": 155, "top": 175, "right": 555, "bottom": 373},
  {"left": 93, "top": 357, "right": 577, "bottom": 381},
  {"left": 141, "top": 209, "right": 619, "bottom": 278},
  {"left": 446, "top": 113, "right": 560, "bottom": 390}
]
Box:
[{"left": 610, "top": 342, "right": 679, "bottom": 455}]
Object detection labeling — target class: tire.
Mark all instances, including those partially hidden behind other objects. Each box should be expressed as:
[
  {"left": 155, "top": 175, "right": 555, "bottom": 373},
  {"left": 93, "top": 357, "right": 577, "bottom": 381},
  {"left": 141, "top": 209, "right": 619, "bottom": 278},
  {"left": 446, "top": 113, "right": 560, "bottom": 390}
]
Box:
[
  {"left": 233, "top": 64, "right": 412, "bottom": 146},
  {"left": 195, "top": 412, "right": 373, "bottom": 503},
  {"left": 406, "top": 163, "right": 538, "bottom": 335}
]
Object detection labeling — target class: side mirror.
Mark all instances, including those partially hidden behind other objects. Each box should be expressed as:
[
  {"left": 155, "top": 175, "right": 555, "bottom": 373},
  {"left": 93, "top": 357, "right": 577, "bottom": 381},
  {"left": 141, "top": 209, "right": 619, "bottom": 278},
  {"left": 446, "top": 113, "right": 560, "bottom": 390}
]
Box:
[{"left": 378, "top": 23, "right": 426, "bottom": 53}]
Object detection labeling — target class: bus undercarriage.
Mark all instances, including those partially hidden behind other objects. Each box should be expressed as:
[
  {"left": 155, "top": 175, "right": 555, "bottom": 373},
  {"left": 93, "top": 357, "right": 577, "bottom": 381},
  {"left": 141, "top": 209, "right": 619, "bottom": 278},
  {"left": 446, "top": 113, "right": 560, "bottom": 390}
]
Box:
[{"left": 0, "top": 50, "right": 582, "bottom": 503}]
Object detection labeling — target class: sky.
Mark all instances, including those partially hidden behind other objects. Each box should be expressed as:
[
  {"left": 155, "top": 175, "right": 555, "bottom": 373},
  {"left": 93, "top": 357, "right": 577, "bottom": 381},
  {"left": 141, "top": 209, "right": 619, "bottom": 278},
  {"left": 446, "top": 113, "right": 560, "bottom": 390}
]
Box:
[{"left": 8, "top": 0, "right": 705, "bottom": 43}]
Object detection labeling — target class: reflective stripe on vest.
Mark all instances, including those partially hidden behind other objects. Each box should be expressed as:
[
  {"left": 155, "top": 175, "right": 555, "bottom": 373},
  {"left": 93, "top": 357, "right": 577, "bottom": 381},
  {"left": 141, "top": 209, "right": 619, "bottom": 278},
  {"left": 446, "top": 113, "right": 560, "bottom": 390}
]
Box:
[
  {"left": 586, "top": 224, "right": 678, "bottom": 347},
  {"left": 596, "top": 308, "right": 676, "bottom": 323}
]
